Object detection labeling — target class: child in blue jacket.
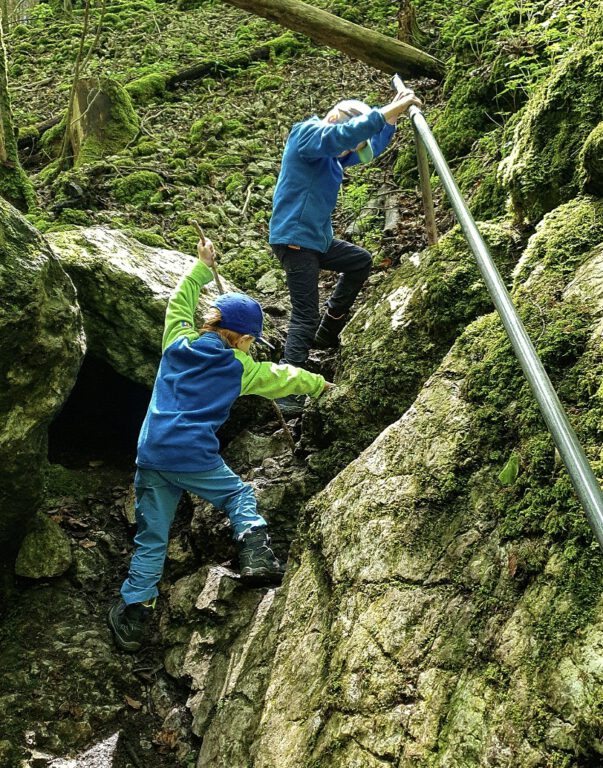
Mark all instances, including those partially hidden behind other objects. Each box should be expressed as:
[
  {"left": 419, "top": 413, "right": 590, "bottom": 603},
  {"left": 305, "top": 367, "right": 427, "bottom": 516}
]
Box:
[
  {"left": 269, "top": 90, "right": 421, "bottom": 415},
  {"left": 108, "top": 239, "right": 329, "bottom": 651}
]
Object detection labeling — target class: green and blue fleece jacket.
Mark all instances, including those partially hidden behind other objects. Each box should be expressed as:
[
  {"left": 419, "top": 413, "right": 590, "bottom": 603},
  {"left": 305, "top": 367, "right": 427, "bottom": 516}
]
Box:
[{"left": 137, "top": 261, "right": 325, "bottom": 472}]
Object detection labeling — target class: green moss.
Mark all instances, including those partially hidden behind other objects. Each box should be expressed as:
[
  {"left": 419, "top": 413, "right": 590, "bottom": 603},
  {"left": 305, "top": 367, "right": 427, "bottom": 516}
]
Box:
[
  {"left": 500, "top": 42, "right": 603, "bottom": 224},
  {"left": 111, "top": 170, "right": 163, "bottom": 206},
  {"left": 126, "top": 227, "right": 167, "bottom": 248},
  {"left": 580, "top": 121, "right": 603, "bottom": 196},
  {"left": 58, "top": 208, "right": 92, "bottom": 226},
  {"left": 170, "top": 224, "right": 199, "bottom": 253},
  {"left": 189, "top": 115, "right": 245, "bottom": 148},
  {"left": 125, "top": 71, "right": 170, "bottom": 106},
  {"left": 0, "top": 165, "right": 36, "bottom": 212},
  {"left": 131, "top": 140, "right": 160, "bottom": 157},
  {"left": 514, "top": 198, "right": 603, "bottom": 282},
  {"left": 454, "top": 129, "right": 507, "bottom": 219},
  {"left": 17, "top": 124, "right": 40, "bottom": 143},
  {"left": 219, "top": 246, "right": 280, "bottom": 292},
  {"left": 224, "top": 171, "right": 246, "bottom": 195},
  {"left": 254, "top": 74, "right": 284, "bottom": 92}
]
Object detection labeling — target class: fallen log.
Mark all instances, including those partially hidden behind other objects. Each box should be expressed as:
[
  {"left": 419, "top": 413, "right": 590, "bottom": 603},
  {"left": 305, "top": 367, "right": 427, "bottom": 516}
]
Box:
[
  {"left": 167, "top": 40, "right": 282, "bottom": 87},
  {"left": 222, "top": 0, "right": 445, "bottom": 78}
]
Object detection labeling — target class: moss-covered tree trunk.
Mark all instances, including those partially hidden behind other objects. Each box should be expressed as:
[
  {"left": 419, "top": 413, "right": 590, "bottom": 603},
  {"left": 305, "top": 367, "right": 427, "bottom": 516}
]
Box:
[
  {"left": 222, "top": 0, "right": 445, "bottom": 77},
  {"left": 0, "top": 20, "right": 35, "bottom": 210}
]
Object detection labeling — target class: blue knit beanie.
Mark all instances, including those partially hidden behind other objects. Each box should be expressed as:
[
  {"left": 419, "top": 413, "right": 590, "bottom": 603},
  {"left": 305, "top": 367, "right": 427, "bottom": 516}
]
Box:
[{"left": 211, "top": 293, "right": 273, "bottom": 347}]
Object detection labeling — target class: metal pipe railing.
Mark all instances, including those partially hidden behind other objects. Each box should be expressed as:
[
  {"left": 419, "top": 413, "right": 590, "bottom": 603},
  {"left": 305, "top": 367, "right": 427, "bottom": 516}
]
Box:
[{"left": 394, "top": 76, "right": 603, "bottom": 552}]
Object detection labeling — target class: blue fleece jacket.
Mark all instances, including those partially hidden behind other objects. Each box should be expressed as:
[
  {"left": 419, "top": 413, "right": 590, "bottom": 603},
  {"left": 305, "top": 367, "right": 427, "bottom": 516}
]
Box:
[
  {"left": 269, "top": 108, "right": 395, "bottom": 253},
  {"left": 137, "top": 261, "right": 325, "bottom": 472}
]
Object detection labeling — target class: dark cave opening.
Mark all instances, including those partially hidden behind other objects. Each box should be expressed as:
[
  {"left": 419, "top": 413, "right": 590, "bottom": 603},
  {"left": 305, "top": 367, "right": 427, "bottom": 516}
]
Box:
[{"left": 48, "top": 355, "right": 152, "bottom": 470}]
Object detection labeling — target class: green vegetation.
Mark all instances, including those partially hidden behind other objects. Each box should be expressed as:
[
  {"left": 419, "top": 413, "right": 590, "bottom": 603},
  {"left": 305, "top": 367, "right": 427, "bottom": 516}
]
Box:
[
  {"left": 459, "top": 198, "right": 603, "bottom": 651},
  {"left": 111, "top": 170, "right": 163, "bottom": 206},
  {"left": 500, "top": 43, "right": 603, "bottom": 223}
]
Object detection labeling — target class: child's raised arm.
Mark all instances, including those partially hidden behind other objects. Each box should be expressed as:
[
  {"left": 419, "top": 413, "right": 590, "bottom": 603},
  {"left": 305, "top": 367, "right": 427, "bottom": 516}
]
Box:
[{"left": 162, "top": 240, "right": 215, "bottom": 352}]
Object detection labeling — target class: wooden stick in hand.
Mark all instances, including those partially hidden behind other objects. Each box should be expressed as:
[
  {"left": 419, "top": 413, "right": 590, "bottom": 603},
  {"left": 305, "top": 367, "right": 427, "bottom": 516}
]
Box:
[{"left": 191, "top": 219, "right": 225, "bottom": 294}]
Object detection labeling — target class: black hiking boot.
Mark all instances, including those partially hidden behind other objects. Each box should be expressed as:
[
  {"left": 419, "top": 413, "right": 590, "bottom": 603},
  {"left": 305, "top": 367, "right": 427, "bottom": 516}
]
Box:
[
  {"left": 107, "top": 599, "right": 153, "bottom": 652},
  {"left": 238, "top": 529, "right": 286, "bottom": 586},
  {"left": 275, "top": 393, "right": 306, "bottom": 417},
  {"left": 314, "top": 310, "right": 348, "bottom": 349}
]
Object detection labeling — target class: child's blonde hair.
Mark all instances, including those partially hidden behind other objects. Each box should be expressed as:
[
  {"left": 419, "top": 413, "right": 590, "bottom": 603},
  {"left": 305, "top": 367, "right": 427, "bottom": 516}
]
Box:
[{"left": 200, "top": 307, "right": 246, "bottom": 348}]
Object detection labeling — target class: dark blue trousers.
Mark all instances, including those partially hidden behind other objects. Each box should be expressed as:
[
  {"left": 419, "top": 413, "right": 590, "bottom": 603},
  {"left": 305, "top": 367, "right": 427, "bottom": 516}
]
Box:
[{"left": 272, "top": 239, "right": 371, "bottom": 365}]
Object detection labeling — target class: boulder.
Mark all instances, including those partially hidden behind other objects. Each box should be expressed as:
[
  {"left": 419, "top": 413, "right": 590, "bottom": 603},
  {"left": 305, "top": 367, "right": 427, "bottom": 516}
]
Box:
[
  {"left": 46, "top": 226, "right": 234, "bottom": 387},
  {"left": 305, "top": 219, "right": 522, "bottom": 480},
  {"left": 196, "top": 197, "right": 603, "bottom": 766},
  {"left": 0, "top": 199, "right": 84, "bottom": 561},
  {"left": 15, "top": 512, "right": 72, "bottom": 579},
  {"left": 500, "top": 42, "right": 603, "bottom": 224}
]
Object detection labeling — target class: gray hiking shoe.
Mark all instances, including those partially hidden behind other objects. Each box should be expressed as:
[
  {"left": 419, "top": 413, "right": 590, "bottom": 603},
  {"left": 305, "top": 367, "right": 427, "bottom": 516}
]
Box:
[
  {"left": 107, "top": 599, "right": 153, "bottom": 652},
  {"left": 238, "top": 529, "right": 286, "bottom": 586}
]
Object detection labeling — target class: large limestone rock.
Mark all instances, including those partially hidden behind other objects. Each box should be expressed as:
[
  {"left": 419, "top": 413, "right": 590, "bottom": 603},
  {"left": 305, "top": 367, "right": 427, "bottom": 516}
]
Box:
[
  {"left": 15, "top": 512, "right": 72, "bottom": 579},
  {"left": 196, "top": 197, "right": 603, "bottom": 766},
  {"left": 46, "top": 227, "right": 232, "bottom": 387},
  {"left": 306, "top": 220, "right": 522, "bottom": 480},
  {"left": 0, "top": 199, "right": 84, "bottom": 560},
  {"left": 500, "top": 41, "right": 603, "bottom": 224}
]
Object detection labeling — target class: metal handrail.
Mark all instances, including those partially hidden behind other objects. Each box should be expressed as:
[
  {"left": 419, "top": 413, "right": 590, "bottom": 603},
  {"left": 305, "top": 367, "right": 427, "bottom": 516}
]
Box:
[{"left": 394, "top": 76, "right": 603, "bottom": 552}]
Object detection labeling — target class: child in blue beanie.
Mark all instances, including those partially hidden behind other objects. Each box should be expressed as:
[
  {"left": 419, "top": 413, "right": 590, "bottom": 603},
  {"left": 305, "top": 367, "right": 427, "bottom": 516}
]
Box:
[{"left": 108, "top": 238, "right": 330, "bottom": 652}]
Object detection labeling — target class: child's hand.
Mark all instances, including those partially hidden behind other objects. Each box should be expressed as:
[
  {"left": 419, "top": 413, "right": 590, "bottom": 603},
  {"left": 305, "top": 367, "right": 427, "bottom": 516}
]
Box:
[
  {"left": 322, "top": 381, "right": 335, "bottom": 393},
  {"left": 197, "top": 238, "right": 215, "bottom": 267},
  {"left": 381, "top": 91, "right": 422, "bottom": 124}
]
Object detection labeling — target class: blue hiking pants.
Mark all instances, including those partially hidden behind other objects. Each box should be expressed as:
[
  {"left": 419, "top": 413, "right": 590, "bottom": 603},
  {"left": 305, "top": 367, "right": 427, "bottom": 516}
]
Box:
[
  {"left": 272, "top": 239, "right": 372, "bottom": 365},
  {"left": 120, "top": 462, "right": 266, "bottom": 605}
]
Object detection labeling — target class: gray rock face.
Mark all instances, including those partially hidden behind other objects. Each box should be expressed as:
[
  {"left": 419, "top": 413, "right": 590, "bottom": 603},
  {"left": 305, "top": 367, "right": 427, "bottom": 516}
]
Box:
[
  {"left": 305, "top": 220, "right": 522, "bottom": 480},
  {"left": 46, "top": 227, "right": 231, "bottom": 387},
  {"left": 0, "top": 199, "right": 84, "bottom": 559},
  {"left": 15, "top": 512, "right": 72, "bottom": 578},
  {"left": 193, "top": 200, "right": 603, "bottom": 766}
]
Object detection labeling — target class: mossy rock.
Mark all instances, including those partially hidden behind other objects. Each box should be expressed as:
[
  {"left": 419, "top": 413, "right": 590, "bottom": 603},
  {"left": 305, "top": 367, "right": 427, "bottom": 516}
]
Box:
[
  {"left": 39, "top": 122, "right": 66, "bottom": 160},
  {"left": 58, "top": 209, "right": 93, "bottom": 227},
  {"left": 307, "top": 220, "right": 523, "bottom": 480},
  {"left": 126, "top": 227, "right": 168, "bottom": 248},
  {"left": 71, "top": 77, "right": 140, "bottom": 167},
  {"left": 224, "top": 171, "right": 247, "bottom": 195},
  {"left": 255, "top": 74, "right": 284, "bottom": 93},
  {"left": 189, "top": 115, "right": 245, "bottom": 150},
  {"left": 220, "top": 246, "right": 280, "bottom": 292},
  {"left": 111, "top": 170, "right": 163, "bottom": 206},
  {"left": 0, "top": 198, "right": 84, "bottom": 561},
  {"left": 500, "top": 42, "right": 603, "bottom": 224},
  {"left": 580, "top": 121, "right": 603, "bottom": 196},
  {"left": 15, "top": 512, "right": 72, "bottom": 579},
  {"left": 125, "top": 71, "right": 170, "bottom": 106}
]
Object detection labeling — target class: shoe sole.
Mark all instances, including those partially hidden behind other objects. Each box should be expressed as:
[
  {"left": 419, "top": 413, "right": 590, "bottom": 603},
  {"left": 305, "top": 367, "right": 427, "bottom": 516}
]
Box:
[
  {"left": 107, "top": 604, "right": 142, "bottom": 652},
  {"left": 240, "top": 567, "right": 284, "bottom": 586}
]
